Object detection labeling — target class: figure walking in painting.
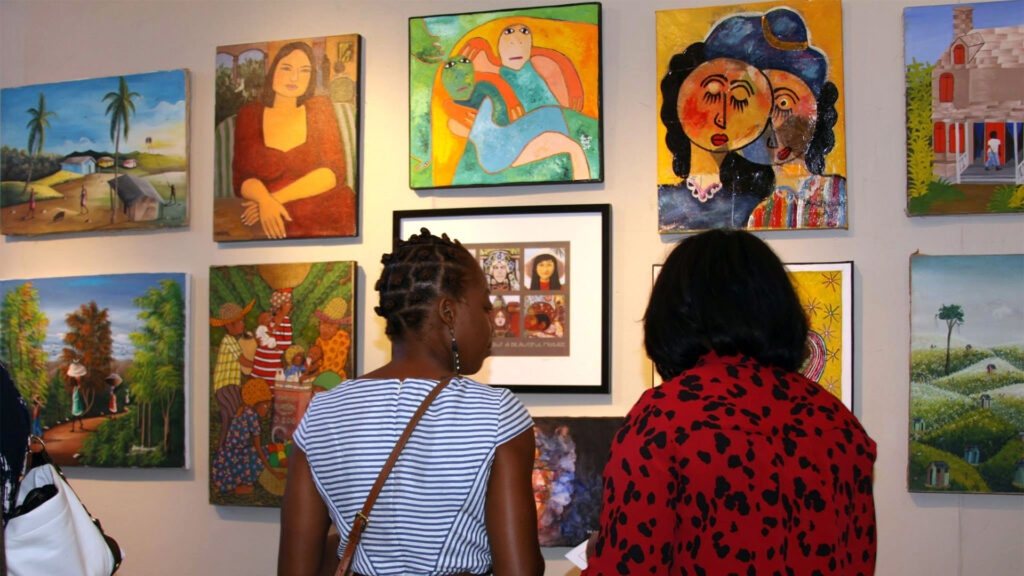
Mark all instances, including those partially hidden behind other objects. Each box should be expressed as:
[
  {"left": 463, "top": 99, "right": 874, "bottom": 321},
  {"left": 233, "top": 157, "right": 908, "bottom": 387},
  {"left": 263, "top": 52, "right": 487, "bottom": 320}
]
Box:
[
  {"left": 986, "top": 131, "right": 1002, "bottom": 170},
  {"left": 211, "top": 299, "right": 255, "bottom": 447},
  {"left": 251, "top": 290, "right": 293, "bottom": 382},
  {"left": 30, "top": 394, "right": 44, "bottom": 437},
  {"left": 105, "top": 373, "right": 121, "bottom": 416},
  {"left": 79, "top": 184, "right": 89, "bottom": 215},
  {"left": 168, "top": 183, "right": 177, "bottom": 205},
  {"left": 234, "top": 42, "right": 355, "bottom": 239},
  {"left": 211, "top": 378, "right": 283, "bottom": 495},
  {"left": 306, "top": 297, "right": 350, "bottom": 381},
  {"left": 67, "top": 360, "right": 87, "bottom": 432}
]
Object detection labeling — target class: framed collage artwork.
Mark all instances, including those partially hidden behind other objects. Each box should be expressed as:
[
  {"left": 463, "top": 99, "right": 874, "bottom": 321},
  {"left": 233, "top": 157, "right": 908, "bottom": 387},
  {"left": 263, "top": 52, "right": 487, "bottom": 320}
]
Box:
[
  {"left": 409, "top": 3, "right": 603, "bottom": 189},
  {"left": 394, "top": 204, "right": 610, "bottom": 393}
]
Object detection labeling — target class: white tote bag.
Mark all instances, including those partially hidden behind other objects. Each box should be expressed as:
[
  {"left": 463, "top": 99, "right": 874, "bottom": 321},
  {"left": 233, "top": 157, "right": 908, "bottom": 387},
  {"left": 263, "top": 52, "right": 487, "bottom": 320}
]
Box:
[{"left": 5, "top": 463, "right": 120, "bottom": 576}]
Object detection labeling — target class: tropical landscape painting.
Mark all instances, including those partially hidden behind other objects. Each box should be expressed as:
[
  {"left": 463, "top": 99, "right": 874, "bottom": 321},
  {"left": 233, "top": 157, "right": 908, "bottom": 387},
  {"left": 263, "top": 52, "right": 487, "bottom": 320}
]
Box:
[
  {"left": 209, "top": 261, "right": 355, "bottom": 506},
  {"left": 533, "top": 417, "right": 622, "bottom": 547},
  {"left": 905, "top": 0, "right": 1024, "bottom": 215},
  {"left": 1, "top": 70, "right": 189, "bottom": 236},
  {"left": 0, "top": 273, "right": 188, "bottom": 468},
  {"left": 656, "top": 0, "right": 848, "bottom": 232},
  {"left": 909, "top": 254, "right": 1024, "bottom": 494},
  {"left": 409, "top": 3, "right": 602, "bottom": 188}
]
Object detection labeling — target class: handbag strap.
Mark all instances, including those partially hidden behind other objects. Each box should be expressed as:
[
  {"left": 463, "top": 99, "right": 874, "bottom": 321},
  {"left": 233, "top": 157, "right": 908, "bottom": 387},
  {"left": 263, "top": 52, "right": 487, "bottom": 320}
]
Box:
[{"left": 335, "top": 376, "right": 455, "bottom": 576}]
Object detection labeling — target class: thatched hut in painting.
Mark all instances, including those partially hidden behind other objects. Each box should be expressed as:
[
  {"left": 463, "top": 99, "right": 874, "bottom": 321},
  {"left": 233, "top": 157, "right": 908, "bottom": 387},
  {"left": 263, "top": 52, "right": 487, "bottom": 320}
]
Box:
[{"left": 108, "top": 174, "right": 164, "bottom": 222}]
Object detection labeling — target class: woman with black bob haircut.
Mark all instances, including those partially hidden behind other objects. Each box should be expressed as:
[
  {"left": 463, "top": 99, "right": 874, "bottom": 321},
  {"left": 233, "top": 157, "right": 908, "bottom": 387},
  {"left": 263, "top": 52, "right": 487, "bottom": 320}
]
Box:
[
  {"left": 583, "top": 229, "right": 876, "bottom": 576},
  {"left": 279, "top": 229, "right": 543, "bottom": 576}
]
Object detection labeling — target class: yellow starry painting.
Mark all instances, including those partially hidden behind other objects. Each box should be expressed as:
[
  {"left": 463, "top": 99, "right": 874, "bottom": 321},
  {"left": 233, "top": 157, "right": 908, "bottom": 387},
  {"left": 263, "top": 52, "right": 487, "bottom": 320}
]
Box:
[{"left": 786, "top": 262, "right": 853, "bottom": 409}]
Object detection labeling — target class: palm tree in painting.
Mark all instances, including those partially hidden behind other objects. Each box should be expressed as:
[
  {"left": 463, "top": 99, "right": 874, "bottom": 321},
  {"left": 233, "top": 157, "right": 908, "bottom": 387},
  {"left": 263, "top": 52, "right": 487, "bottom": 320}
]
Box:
[
  {"left": 103, "top": 76, "right": 139, "bottom": 223},
  {"left": 23, "top": 92, "right": 58, "bottom": 194},
  {"left": 937, "top": 303, "right": 965, "bottom": 375}
]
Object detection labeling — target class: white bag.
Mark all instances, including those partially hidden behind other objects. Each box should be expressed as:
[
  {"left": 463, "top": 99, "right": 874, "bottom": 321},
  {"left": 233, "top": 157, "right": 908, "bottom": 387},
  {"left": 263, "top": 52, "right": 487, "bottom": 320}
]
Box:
[{"left": 4, "top": 463, "right": 121, "bottom": 576}]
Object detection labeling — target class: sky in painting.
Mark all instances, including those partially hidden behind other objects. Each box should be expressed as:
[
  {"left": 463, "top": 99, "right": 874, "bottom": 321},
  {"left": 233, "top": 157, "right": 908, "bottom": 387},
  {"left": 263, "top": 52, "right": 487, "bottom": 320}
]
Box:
[
  {"left": 0, "top": 273, "right": 186, "bottom": 360},
  {"left": 911, "top": 255, "right": 1024, "bottom": 348},
  {"left": 905, "top": 0, "right": 1024, "bottom": 65},
  {"left": 1, "top": 69, "right": 186, "bottom": 157}
]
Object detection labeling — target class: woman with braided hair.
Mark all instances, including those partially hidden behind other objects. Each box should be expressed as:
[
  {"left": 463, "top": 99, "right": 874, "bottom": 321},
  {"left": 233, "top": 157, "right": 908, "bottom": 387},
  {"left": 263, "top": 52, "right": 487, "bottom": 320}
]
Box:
[{"left": 279, "top": 229, "right": 543, "bottom": 576}]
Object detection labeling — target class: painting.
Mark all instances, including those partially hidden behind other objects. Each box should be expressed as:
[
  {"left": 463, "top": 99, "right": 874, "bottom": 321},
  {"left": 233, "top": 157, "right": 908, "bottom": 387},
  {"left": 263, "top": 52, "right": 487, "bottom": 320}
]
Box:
[
  {"left": 209, "top": 261, "right": 356, "bottom": 506},
  {"left": 213, "top": 34, "right": 360, "bottom": 241},
  {"left": 409, "top": 3, "right": 603, "bottom": 189},
  {"left": 0, "top": 274, "right": 188, "bottom": 468},
  {"left": 656, "top": 0, "right": 847, "bottom": 233},
  {"left": 533, "top": 416, "right": 623, "bottom": 547},
  {"left": 909, "top": 254, "right": 1024, "bottom": 494},
  {"left": 648, "top": 262, "right": 853, "bottom": 410},
  {"left": 786, "top": 261, "right": 853, "bottom": 410},
  {"left": 395, "top": 205, "right": 610, "bottom": 393},
  {"left": 1, "top": 70, "right": 189, "bottom": 236},
  {"left": 905, "top": 0, "right": 1024, "bottom": 215}
]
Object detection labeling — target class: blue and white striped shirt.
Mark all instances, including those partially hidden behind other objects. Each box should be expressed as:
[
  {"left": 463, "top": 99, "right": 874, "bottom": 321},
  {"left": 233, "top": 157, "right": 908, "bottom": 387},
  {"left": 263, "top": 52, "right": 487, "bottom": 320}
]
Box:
[{"left": 293, "top": 377, "right": 533, "bottom": 576}]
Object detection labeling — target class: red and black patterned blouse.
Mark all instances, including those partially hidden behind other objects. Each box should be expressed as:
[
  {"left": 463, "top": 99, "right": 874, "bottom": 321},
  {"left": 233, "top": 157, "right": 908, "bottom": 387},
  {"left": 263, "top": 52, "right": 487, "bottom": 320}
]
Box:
[{"left": 584, "top": 353, "right": 876, "bottom": 576}]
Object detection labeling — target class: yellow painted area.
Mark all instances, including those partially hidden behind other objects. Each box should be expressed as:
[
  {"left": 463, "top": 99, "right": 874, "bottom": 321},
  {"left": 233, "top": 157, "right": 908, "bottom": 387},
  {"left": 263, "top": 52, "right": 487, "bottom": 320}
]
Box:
[
  {"left": 34, "top": 170, "right": 81, "bottom": 186},
  {"left": 789, "top": 269, "right": 845, "bottom": 402},
  {"left": 656, "top": 0, "right": 846, "bottom": 185},
  {"left": 430, "top": 17, "right": 599, "bottom": 186}
]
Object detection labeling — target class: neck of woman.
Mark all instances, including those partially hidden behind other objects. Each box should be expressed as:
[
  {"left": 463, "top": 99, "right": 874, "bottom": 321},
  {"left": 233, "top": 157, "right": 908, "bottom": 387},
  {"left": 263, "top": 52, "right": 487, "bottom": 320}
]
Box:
[
  {"left": 773, "top": 161, "right": 810, "bottom": 189},
  {"left": 361, "top": 338, "right": 456, "bottom": 381},
  {"left": 272, "top": 94, "right": 299, "bottom": 109},
  {"left": 689, "top": 145, "right": 725, "bottom": 176}
]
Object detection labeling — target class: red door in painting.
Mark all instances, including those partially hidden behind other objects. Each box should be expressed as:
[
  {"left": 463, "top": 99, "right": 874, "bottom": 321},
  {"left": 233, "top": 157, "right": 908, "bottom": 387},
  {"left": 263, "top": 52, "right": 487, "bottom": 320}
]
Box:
[{"left": 984, "top": 122, "right": 1005, "bottom": 164}]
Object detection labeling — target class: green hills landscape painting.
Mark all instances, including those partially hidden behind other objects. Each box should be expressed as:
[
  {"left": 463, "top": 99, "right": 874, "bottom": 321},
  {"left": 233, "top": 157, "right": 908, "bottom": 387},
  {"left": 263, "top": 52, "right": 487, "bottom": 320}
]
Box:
[
  {"left": 1, "top": 69, "right": 188, "bottom": 236},
  {"left": 909, "top": 254, "right": 1024, "bottom": 493}
]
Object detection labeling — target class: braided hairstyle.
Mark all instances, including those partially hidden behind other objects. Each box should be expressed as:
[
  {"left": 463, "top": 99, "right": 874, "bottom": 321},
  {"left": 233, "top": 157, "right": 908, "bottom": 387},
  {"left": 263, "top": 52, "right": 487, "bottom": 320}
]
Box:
[{"left": 374, "top": 228, "right": 477, "bottom": 339}]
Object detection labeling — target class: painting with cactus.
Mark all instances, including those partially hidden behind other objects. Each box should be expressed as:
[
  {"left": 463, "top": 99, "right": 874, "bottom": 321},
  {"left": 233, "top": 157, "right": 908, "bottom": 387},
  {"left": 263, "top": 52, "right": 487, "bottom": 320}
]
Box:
[
  {"left": 909, "top": 254, "right": 1024, "bottom": 494},
  {"left": 208, "top": 261, "right": 356, "bottom": 506},
  {"left": 0, "top": 70, "right": 189, "bottom": 236}
]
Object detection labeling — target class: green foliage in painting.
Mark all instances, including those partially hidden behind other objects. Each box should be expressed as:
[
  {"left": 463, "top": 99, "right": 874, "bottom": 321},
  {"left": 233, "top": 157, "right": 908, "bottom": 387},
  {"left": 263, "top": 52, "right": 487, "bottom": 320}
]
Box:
[
  {"left": 1, "top": 282, "right": 50, "bottom": 403},
  {"left": 909, "top": 383, "right": 973, "bottom": 431},
  {"left": 905, "top": 59, "right": 936, "bottom": 201},
  {"left": 991, "top": 346, "right": 1024, "bottom": 371},
  {"left": 911, "top": 347, "right": 989, "bottom": 382},
  {"left": 918, "top": 408, "right": 1017, "bottom": 463},
  {"left": 908, "top": 178, "right": 966, "bottom": 214},
  {"left": 986, "top": 184, "right": 1024, "bottom": 213},
  {"left": 0, "top": 146, "right": 62, "bottom": 184},
  {"left": 977, "top": 437, "right": 1024, "bottom": 492},
  {"left": 79, "top": 411, "right": 166, "bottom": 467},
  {"left": 929, "top": 370, "right": 1023, "bottom": 396},
  {"left": 908, "top": 441, "right": 990, "bottom": 492},
  {"left": 215, "top": 57, "right": 265, "bottom": 125}
]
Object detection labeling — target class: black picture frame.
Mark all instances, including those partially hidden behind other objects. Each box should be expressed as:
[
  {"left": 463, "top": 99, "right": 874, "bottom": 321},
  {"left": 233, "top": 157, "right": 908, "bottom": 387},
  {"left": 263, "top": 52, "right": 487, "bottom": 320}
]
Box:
[{"left": 394, "top": 204, "right": 611, "bottom": 393}]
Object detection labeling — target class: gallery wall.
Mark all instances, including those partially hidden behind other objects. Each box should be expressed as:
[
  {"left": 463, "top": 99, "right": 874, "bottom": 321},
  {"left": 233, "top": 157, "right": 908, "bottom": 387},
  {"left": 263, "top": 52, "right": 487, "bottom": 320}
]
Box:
[{"left": 1, "top": 0, "right": 1021, "bottom": 574}]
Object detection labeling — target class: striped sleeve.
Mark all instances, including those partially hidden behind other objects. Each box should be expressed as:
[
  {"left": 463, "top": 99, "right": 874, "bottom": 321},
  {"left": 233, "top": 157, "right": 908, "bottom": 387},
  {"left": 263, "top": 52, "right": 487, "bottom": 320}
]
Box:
[{"left": 495, "top": 389, "right": 533, "bottom": 445}]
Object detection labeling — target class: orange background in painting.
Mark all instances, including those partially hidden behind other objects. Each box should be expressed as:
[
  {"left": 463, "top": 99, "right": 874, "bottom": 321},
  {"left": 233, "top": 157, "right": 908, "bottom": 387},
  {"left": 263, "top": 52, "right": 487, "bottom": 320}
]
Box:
[
  {"left": 655, "top": 0, "right": 846, "bottom": 185},
  {"left": 430, "top": 16, "right": 600, "bottom": 186},
  {"left": 265, "top": 34, "right": 360, "bottom": 86}
]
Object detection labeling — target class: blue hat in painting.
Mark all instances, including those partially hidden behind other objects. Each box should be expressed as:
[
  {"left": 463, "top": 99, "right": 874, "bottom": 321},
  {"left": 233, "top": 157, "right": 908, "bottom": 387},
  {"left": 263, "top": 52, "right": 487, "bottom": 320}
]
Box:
[{"left": 704, "top": 7, "right": 829, "bottom": 97}]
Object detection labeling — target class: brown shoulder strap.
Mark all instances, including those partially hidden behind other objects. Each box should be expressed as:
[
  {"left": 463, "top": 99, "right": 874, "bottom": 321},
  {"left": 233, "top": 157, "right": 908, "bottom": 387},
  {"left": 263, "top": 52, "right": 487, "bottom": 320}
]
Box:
[{"left": 335, "top": 376, "right": 455, "bottom": 576}]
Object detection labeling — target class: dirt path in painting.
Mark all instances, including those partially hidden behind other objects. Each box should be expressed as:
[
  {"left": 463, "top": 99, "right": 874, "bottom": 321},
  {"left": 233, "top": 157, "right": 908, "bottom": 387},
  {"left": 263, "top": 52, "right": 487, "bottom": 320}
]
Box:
[
  {"left": 1, "top": 172, "right": 118, "bottom": 235},
  {"left": 42, "top": 412, "right": 128, "bottom": 467}
]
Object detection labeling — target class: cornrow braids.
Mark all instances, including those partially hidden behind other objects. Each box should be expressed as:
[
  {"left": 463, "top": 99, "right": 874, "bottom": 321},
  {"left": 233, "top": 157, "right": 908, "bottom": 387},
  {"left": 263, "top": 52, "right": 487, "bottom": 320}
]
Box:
[{"left": 374, "top": 228, "right": 475, "bottom": 339}]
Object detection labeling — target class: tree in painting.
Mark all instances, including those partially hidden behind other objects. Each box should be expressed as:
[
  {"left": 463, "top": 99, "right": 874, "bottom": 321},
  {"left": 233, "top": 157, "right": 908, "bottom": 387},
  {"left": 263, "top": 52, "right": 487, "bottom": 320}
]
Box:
[
  {"left": 23, "top": 92, "right": 57, "bottom": 194},
  {"left": 61, "top": 301, "right": 113, "bottom": 416},
  {"left": 937, "top": 303, "right": 965, "bottom": 376},
  {"left": 103, "top": 76, "right": 139, "bottom": 223},
  {"left": 0, "top": 282, "right": 49, "bottom": 402}
]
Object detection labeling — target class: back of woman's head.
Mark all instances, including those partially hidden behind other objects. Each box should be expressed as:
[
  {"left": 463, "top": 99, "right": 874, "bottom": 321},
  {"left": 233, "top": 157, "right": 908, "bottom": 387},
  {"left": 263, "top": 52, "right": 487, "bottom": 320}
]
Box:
[
  {"left": 645, "top": 229, "right": 808, "bottom": 381},
  {"left": 374, "top": 228, "right": 476, "bottom": 339}
]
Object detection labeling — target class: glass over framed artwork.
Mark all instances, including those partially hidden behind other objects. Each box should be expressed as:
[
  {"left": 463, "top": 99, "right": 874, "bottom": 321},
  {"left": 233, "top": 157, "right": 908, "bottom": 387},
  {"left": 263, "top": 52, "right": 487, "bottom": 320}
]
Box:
[
  {"left": 213, "top": 34, "right": 361, "bottom": 241},
  {"left": 394, "top": 205, "right": 610, "bottom": 393},
  {"left": 909, "top": 254, "right": 1024, "bottom": 494},
  {"left": 649, "top": 261, "right": 853, "bottom": 411},
  {"left": 409, "top": 3, "right": 603, "bottom": 189},
  {"left": 0, "top": 273, "right": 190, "bottom": 468},
  {"left": 208, "top": 261, "right": 356, "bottom": 506},
  {"left": 904, "top": 0, "right": 1024, "bottom": 216},
  {"left": 656, "top": 0, "right": 848, "bottom": 233},
  {"left": 1, "top": 70, "right": 189, "bottom": 236}
]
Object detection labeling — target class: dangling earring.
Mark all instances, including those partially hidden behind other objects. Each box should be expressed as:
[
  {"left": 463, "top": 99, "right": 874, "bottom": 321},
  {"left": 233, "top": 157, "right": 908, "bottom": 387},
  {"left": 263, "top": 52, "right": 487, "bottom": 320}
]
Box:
[{"left": 449, "top": 326, "right": 461, "bottom": 374}]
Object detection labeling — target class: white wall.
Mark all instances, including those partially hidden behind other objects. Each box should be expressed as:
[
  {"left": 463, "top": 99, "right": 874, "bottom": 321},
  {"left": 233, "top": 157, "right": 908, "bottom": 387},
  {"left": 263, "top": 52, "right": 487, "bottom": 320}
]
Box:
[{"left": 1, "top": 0, "right": 1022, "bottom": 574}]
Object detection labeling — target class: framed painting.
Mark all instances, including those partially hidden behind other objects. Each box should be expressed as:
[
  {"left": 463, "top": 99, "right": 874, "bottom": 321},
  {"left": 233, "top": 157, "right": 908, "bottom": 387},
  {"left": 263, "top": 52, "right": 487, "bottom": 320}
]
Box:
[
  {"left": 0, "top": 273, "right": 189, "bottom": 468},
  {"left": 909, "top": 254, "right": 1024, "bottom": 494},
  {"left": 648, "top": 261, "right": 854, "bottom": 409},
  {"left": 394, "top": 204, "right": 610, "bottom": 393},
  {"left": 1, "top": 70, "right": 189, "bottom": 236},
  {"left": 785, "top": 261, "right": 853, "bottom": 410},
  {"left": 656, "top": 0, "right": 847, "bottom": 233},
  {"left": 213, "top": 34, "right": 361, "bottom": 241},
  {"left": 905, "top": 0, "right": 1024, "bottom": 215},
  {"left": 409, "top": 3, "right": 603, "bottom": 189},
  {"left": 208, "top": 261, "right": 356, "bottom": 506},
  {"left": 532, "top": 416, "right": 623, "bottom": 547}
]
